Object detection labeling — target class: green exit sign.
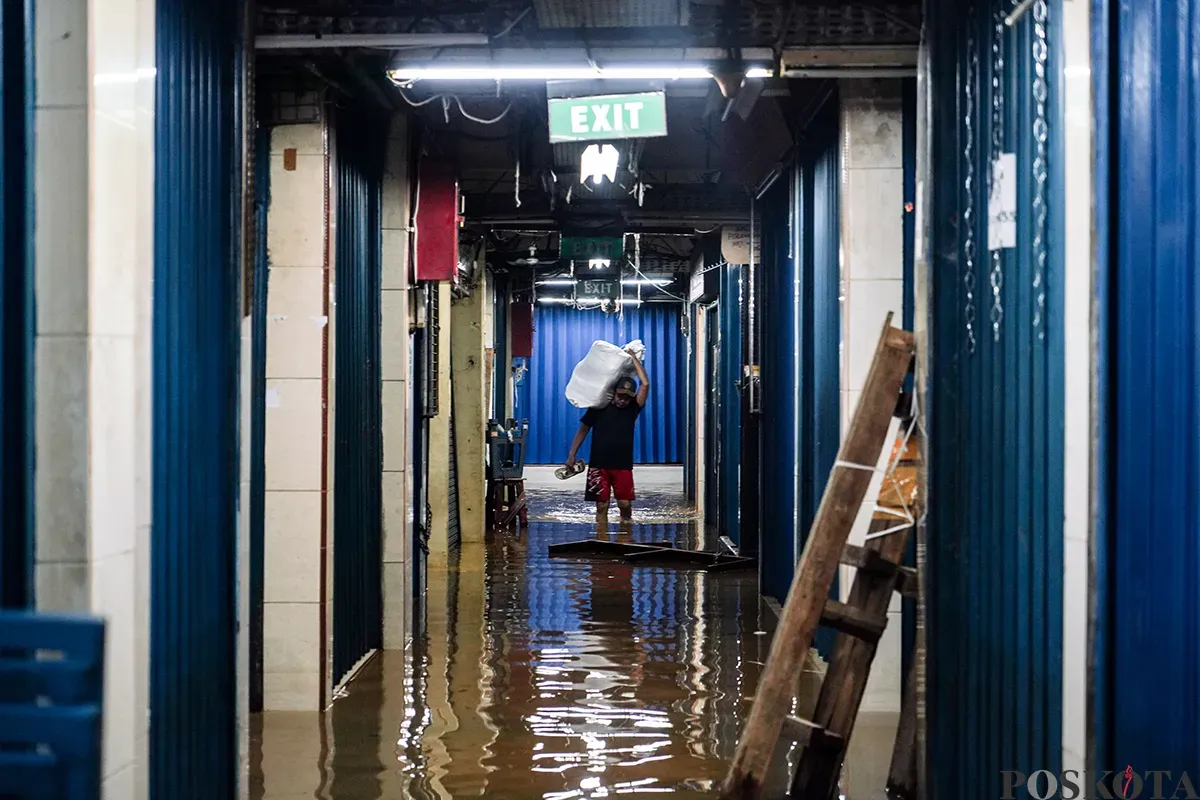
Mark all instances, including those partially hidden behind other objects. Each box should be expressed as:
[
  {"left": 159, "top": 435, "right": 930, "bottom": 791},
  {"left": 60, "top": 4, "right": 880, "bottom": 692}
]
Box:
[
  {"left": 547, "top": 92, "right": 668, "bottom": 143},
  {"left": 560, "top": 235, "right": 624, "bottom": 262},
  {"left": 577, "top": 279, "right": 619, "bottom": 300}
]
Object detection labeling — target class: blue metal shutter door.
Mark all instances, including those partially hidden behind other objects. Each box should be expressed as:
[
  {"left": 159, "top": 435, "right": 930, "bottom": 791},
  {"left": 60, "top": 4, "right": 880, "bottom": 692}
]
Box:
[{"left": 524, "top": 304, "right": 685, "bottom": 465}]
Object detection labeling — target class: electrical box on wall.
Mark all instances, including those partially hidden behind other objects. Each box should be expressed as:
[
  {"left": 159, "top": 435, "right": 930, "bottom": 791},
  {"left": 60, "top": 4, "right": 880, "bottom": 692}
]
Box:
[
  {"left": 510, "top": 302, "right": 534, "bottom": 358},
  {"left": 414, "top": 159, "right": 461, "bottom": 282}
]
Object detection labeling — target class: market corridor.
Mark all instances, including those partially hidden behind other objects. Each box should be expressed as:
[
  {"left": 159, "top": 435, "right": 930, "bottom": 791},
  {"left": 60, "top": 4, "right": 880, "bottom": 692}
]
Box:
[{"left": 250, "top": 472, "right": 903, "bottom": 799}]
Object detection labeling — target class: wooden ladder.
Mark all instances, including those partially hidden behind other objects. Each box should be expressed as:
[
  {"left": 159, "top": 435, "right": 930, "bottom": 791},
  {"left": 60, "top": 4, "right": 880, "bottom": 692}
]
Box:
[{"left": 722, "top": 314, "right": 916, "bottom": 800}]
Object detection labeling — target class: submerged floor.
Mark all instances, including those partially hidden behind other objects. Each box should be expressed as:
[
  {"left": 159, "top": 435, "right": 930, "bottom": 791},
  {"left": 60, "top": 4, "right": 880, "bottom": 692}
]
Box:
[{"left": 251, "top": 469, "right": 895, "bottom": 799}]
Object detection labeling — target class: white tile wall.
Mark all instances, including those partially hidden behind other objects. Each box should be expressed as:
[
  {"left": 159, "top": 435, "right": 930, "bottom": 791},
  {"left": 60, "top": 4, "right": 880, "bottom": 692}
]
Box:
[
  {"left": 264, "top": 378, "right": 325, "bottom": 491},
  {"left": 264, "top": 492, "right": 322, "bottom": 603},
  {"left": 265, "top": 266, "right": 326, "bottom": 380},
  {"left": 380, "top": 112, "right": 411, "bottom": 650},
  {"left": 32, "top": 0, "right": 156, "bottom": 793},
  {"left": 262, "top": 121, "right": 328, "bottom": 710},
  {"left": 838, "top": 78, "right": 906, "bottom": 713},
  {"left": 89, "top": 336, "right": 138, "bottom": 562},
  {"left": 34, "top": 336, "right": 90, "bottom": 563},
  {"left": 34, "top": 107, "right": 89, "bottom": 336},
  {"left": 264, "top": 603, "right": 322, "bottom": 673}
]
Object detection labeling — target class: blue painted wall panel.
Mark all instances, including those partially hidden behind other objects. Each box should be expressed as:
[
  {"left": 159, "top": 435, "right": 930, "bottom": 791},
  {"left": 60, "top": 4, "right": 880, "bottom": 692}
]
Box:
[
  {"left": 0, "top": 0, "right": 32, "bottom": 610},
  {"left": 151, "top": 0, "right": 243, "bottom": 794},
  {"left": 249, "top": 126, "right": 270, "bottom": 712},
  {"left": 524, "top": 304, "right": 685, "bottom": 465},
  {"left": 718, "top": 265, "right": 742, "bottom": 545},
  {"left": 757, "top": 95, "right": 840, "bottom": 648},
  {"left": 758, "top": 176, "right": 798, "bottom": 605},
  {"left": 1103, "top": 0, "right": 1200, "bottom": 774},
  {"left": 925, "top": 1, "right": 1065, "bottom": 794},
  {"left": 332, "top": 109, "right": 386, "bottom": 683}
]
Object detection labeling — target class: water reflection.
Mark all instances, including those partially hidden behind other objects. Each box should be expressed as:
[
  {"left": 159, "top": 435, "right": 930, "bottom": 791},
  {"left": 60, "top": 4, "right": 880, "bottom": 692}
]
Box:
[{"left": 253, "top": 492, "right": 784, "bottom": 799}]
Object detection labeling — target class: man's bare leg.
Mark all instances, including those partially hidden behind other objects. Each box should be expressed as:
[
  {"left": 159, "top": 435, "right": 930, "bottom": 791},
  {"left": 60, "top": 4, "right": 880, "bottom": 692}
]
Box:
[{"left": 617, "top": 500, "right": 633, "bottom": 521}]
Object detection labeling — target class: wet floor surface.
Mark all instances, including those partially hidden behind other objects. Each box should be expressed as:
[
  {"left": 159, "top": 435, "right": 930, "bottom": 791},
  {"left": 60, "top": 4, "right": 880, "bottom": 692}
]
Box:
[{"left": 251, "top": 474, "right": 896, "bottom": 799}]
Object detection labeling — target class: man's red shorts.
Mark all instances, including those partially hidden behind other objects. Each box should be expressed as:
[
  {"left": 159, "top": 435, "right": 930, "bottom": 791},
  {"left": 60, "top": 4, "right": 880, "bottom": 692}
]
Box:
[{"left": 584, "top": 467, "right": 636, "bottom": 503}]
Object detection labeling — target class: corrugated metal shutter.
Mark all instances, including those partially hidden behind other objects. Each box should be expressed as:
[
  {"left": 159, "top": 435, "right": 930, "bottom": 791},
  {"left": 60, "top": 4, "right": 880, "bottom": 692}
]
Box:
[
  {"left": 925, "top": 0, "right": 1065, "bottom": 792},
  {"left": 0, "top": 0, "right": 33, "bottom": 609},
  {"left": 331, "top": 108, "right": 386, "bottom": 683},
  {"left": 717, "top": 265, "right": 743, "bottom": 546},
  {"left": 248, "top": 126, "right": 270, "bottom": 713},
  {"left": 150, "top": 0, "right": 244, "bottom": 793},
  {"left": 524, "top": 304, "right": 685, "bottom": 465},
  {"left": 447, "top": 380, "right": 461, "bottom": 551},
  {"left": 1100, "top": 0, "right": 1200, "bottom": 774},
  {"left": 757, "top": 94, "right": 841, "bottom": 628},
  {"left": 492, "top": 273, "right": 510, "bottom": 420}
]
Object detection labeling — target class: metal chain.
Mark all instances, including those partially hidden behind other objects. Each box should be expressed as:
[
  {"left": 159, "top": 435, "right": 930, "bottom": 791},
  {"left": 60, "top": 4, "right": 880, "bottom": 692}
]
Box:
[
  {"left": 1031, "top": 0, "right": 1050, "bottom": 338},
  {"left": 988, "top": 6, "right": 1007, "bottom": 342},
  {"left": 962, "top": 9, "right": 978, "bottom": 356}
]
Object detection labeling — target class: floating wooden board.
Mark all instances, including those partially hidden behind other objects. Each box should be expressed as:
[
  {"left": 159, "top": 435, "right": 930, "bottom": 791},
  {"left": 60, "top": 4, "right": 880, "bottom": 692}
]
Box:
[{"left": 548, "top": 539, "right": 755, "bottom": 572}]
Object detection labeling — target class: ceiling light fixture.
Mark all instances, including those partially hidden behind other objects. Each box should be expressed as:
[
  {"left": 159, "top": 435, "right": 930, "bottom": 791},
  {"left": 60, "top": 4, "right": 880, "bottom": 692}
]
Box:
[
  {"left": 387, "top": 65, "right": 771, "bottom": 83},
  {"left": 535, "top": 279, "right": 576, "bottom": 286},
  {"left": 580, "top": 145, "right": 619, "bottom": 185}
]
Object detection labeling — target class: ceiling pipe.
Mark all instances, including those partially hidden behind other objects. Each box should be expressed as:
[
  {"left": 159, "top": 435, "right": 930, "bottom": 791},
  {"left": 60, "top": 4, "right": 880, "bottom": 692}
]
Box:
[
  {"left": 781, "top": 67, "right": 916, "bottom": 78},
  {"left": 255, "top": 33, "right": 489, "bottom": 51}
]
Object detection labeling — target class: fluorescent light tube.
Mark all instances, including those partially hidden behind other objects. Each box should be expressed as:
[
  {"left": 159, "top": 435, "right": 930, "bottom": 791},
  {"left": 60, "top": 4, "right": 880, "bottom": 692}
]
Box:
[
  {"left": 621, "top": 279, "right": 672, "bottom": 286},
  {"left": 535, "top": 279, "right": 576, "bottom": 286},
  {"left": 388, "top": 65, "right": 717, "bottom": 82}
]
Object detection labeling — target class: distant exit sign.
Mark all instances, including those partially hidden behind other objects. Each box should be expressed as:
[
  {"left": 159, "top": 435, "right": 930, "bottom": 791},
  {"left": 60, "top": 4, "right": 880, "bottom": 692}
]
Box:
[
  {"left": 577, "top": 279, "right": 619, "bottom": 300},
  {"left": 560, "top": 235, "right": 624, "bottom": 262},
  {"left": 547, "top": 92, "right": 668, "bottom": 143}
]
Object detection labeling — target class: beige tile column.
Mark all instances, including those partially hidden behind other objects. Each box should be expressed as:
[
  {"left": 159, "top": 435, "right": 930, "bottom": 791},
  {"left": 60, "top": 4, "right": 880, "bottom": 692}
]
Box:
[
  {"left": 262, "top": 121, "right": 328, "bottom": 711},
  {"left": 31, "top": 0, "right": 156, "bottom": 796},
  {"left": 381, "top": 113, "right": 413, "bottom": 650},
  {"left": 838, "top": 77, "right": 906, "bottom": 713},
  {"left": 449, "top": 269, "right": 489, "bottom": 543}
]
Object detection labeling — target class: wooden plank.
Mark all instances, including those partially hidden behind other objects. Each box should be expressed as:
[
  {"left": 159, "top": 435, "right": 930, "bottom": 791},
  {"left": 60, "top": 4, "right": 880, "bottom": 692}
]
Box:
[
  {"left": 788, "top": 429, "right": 923, "bottom": 798},
  {"left": 781, "top": 716, "right": 844, "bottom": 750},
  {"left": 820, "top": 600, "right": 888, "bottom": 643},
  {"left": 886, "top": 657, "right": 920, "bottom": 799},
  {"left": 721, "top": 315, "right": 914, "bottom": 800},
  {"left": 840, "top": 544, "right": 919, "bottom": 598}
]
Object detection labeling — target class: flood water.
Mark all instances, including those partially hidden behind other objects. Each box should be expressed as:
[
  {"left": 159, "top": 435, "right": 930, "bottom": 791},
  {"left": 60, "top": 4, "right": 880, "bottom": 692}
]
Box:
[{"left": 251, "top": 468, "right": 892, "bottom": 799}]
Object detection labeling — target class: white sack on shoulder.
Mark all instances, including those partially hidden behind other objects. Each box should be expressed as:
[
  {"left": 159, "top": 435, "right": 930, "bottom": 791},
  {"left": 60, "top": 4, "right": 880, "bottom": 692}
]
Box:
[{"left": 565, "top": 340, "right": 634, "bottom": 409}]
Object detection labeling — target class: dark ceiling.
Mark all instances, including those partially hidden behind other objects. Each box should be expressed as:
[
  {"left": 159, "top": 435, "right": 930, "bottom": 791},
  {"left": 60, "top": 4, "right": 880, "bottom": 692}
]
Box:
[
  {"left": 255, "top": 1, "right": 918, "bottom": 275},
  {"left": 257, "top": 0, "right": 920, "bottom": 48}
]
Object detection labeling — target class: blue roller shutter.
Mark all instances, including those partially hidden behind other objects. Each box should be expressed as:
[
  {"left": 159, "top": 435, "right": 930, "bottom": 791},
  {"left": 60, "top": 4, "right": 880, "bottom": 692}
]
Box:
[{"left": 524, "top": 304, "right": 685, "bottom": 465}]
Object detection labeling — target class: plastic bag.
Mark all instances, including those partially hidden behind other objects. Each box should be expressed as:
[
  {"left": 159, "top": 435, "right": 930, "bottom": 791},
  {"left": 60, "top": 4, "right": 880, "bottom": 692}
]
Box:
[{"left": 564, "top": 339, "right": 646, "bottom": 409}]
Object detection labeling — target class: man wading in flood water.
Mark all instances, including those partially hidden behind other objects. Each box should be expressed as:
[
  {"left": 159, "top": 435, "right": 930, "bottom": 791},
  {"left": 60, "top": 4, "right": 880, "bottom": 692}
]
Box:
[{"left": 564, "top": 354, "right": 650, "bottom": 521}]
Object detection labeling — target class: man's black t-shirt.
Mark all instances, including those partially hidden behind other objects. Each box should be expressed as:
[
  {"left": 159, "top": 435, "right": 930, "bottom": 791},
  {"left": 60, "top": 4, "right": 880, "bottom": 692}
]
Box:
[{"left": 582, "top": 402, "right": 642, "bottom": 470}]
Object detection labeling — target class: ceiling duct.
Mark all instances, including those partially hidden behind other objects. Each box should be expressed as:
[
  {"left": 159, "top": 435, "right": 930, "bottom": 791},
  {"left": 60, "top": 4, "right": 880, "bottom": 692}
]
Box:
[{"left": 532, "top": 0, "right": 687, "bottom": 29}]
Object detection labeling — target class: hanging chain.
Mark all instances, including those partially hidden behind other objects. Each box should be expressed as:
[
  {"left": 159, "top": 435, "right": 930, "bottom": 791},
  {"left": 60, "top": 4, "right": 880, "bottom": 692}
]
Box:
[
  {"left": 962, "top": 9, "right": 979, "bottom": 356},
  {"left": 1031, "top": 0, "right": 1050, "bottom": 338},
  {"left": 988, "top": 6, "right": 1007, "bottom": 342}
]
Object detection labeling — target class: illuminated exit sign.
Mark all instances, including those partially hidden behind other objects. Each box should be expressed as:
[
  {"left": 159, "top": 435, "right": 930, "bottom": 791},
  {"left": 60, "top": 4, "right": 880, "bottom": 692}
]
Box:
[{"left": 547, "top": 92, "right": 668, "bottom": 143}]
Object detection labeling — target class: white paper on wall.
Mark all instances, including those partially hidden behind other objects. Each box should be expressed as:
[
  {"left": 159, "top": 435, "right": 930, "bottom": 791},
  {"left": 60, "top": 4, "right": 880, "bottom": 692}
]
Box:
[{"left": 987, "top": 152, "right": 1017, "bottom": 251}]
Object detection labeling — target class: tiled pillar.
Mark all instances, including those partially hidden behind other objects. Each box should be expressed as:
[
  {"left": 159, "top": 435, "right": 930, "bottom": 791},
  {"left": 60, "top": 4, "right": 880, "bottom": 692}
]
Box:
[
  {"left": 838, "top": 78, "right": 905, "bottom": 713},
  {"left": 449, "top": 269, "right": 489, "bottom": 544},
  {"left": 427, "top": 283, "right": 453, "bottom": 566},
  {"left": 380, "top": 113, "right": 413, "bottom": 649},
  {"left": 31, "top": 0, "right": 156, "bottom": 796},
  {"left": 263, "top": 122, "right": 328, "bottom": 710}
]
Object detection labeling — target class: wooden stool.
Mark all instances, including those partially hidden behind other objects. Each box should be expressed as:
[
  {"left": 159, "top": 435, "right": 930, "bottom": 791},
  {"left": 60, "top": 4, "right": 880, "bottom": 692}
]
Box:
[{"left": 487, "top": 477, "right": 528, "bottom": 530}]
